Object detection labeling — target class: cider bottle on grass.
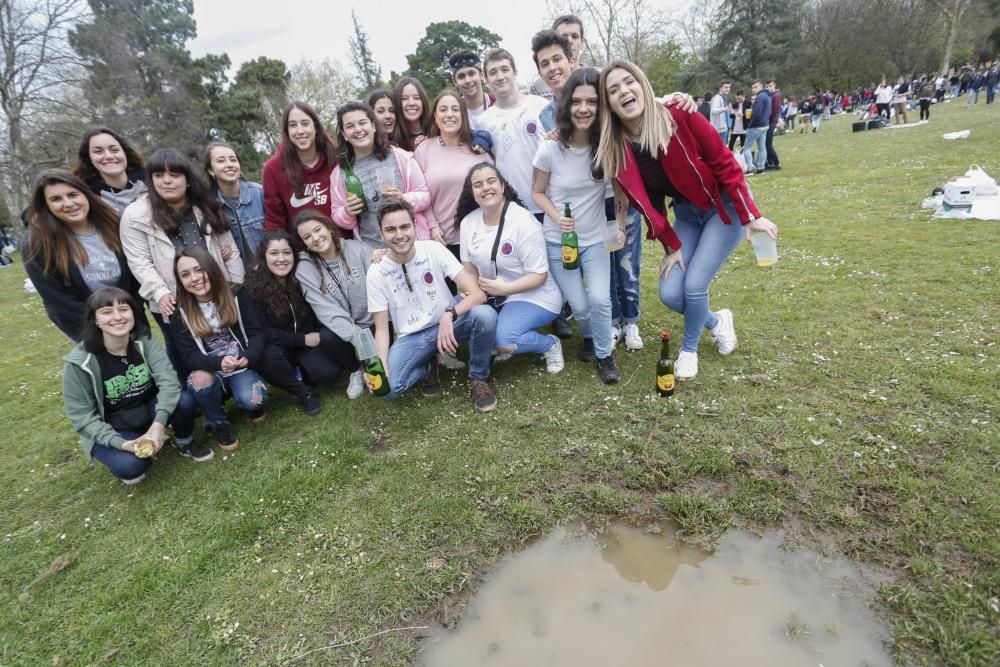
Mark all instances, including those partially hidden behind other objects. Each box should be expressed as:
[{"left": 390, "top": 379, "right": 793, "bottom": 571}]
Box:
[
  {"left": 561, "top": 202, "right": 579, "bottom": 270},
  {"left": 656, "top": 331, "right": 675, "bottom": 397},
  {"left": 363, "top": 356, "right": 390, "bottom": 397}
]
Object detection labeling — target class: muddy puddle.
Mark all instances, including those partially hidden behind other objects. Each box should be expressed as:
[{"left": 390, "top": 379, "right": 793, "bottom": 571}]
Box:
[{"left": 419, "top": 522, "right": 892, "bottom": 666}]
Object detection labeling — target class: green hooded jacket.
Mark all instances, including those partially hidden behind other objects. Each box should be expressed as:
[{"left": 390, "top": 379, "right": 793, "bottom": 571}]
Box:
[{"left": 62, "top": 334, "right": 180, "bottom": 459}]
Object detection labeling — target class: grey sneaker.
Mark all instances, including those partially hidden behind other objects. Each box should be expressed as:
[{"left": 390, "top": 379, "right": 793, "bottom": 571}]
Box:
[
  {"left": 176, "top": 439, "right": 215, "bottom": 461},
  {"left": 541, "top": 335, "right": 565, "bottom": 373},
  {"left": 596, "top": 356, "right": 621, "bottom": 384},
  {"left": 469, "top": 378, "right": 497, "bottom": 412}
]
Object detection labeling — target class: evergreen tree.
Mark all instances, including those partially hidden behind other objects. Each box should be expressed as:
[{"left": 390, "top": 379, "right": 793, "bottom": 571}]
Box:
[
  {"left": 349, "top": 11, "right": 382, "bottom": 93},
  {"left": 404, "top": 21, "right": 501, "bottom": 98},
  {"left": 705, "top": 0, "right": 806, "bottom": 85}
]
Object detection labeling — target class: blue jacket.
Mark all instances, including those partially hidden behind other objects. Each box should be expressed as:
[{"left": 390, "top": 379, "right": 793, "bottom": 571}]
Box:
[
  {"left": 749, "top": 91, "right": 772, "bottom": 129},
  {"left": 216, "top": 180, "right": 266, "bottom": 267}
]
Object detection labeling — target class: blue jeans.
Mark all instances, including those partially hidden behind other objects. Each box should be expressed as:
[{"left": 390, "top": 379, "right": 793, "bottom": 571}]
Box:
[
  {"left": 496, "top": 301, "right": 558, "bottom": 354},
  {"left": 383, "top": 304, "right": 497, "bottom": 398},
  {"left": 188, "top": 369, "right": 268, "bottom": 426},
  {"left": 743, "top": 126, "right": 767, "bottom": 172},
  {"left": 951, "top": 84, "right": 960, "bottom": 98},
  {"left": 966, "top": 88, "right": 980, "bottom": 105},
  {"left": 610, "top": 207, "right": 643, "bottom": 325},
  {"left": 546, "top": 241, "right": 614, "bottom": 358},
  {"left": 659, "top": 197, "right": 745, "bottom": 353},
  {"left": 718, "top": 128, "right": 729, "bottom": 146},
  {"left": 811, "top": 114, "right": 822, "bottom": 130},
  {"left": 91, "top": 392, "right": 197, "bottom": 479}
]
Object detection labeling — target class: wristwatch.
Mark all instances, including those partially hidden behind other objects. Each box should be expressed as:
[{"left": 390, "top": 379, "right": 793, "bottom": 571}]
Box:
[{"left": 444, "top": 304, "right": 459, "bottom": 320}]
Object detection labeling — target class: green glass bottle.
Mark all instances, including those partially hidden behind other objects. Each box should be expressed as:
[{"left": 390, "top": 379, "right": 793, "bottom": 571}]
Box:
[
  {"left": 561, "top": 202, "right": 579, "bottom": 270},
  {"left": 656, "top": 331, "right": 675, "bottom": 397},
  {"left": 342, "top": 154, "right": 368, "bottom": 213},
  {"left": 363, "top": 356, "right": 390, "bottom": 397}
]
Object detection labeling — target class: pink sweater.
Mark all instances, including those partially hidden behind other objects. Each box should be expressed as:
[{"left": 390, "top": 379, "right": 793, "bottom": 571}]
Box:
[
  {"left": 329, "top": 146, "right": 432, "bottom": 240},
  {"left": 413, "top": 140, "right": 492, "bottom": 246}
]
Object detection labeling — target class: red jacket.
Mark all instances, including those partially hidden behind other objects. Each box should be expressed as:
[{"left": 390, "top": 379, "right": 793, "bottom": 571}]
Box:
[
  {"left": 262, "top": 147, "right": 334, "bottom": 233},
  {"left": 615, "top": 104, "right": 762, "bottom": 252}
]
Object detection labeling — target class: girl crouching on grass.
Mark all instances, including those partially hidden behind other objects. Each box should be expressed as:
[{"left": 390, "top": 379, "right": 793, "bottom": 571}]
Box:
[{"left": 63, "top": 288, "right": 211, "bottom": 486}]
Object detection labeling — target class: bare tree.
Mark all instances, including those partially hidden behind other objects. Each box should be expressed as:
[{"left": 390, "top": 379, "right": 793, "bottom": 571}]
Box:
[
  {"left": 546, "top": 0, "right": 673, "bottom": 68},
  {"left": 0, "top": 0, "right": 86, "bottom": 210},
  {"left": 348, "top": 10, "right": 382, "bottom": 92},
  {"left": 932, "top": 0, "right": 973, "bottom": 73},
  {"left": 287, "top": 59, "right": 358, "bottom": 130}
]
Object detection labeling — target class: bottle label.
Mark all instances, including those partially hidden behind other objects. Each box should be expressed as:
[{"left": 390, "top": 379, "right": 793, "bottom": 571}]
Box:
[
  {"left": 366, "top": 372, "right": 383, "bottom": 391},
  {"left": 657, "top": 374, "right": 675, "bottom": 392},
  {"left": 562, "top": 246, "right": 578, "bottom": 264}
]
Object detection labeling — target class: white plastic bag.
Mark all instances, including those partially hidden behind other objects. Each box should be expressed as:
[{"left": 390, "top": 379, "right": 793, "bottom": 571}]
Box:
[
  {"left": 733, "top": 150, "right": 747, "bottom": 172},
  {"left": 964, "top": 165, "right": 998, "bottom": 196},
  {"left": 942, "top": 130, "right": 971, "bottom": 140},
  {"left": 24, "top": 278, "right": 37, "bottom": 294}
]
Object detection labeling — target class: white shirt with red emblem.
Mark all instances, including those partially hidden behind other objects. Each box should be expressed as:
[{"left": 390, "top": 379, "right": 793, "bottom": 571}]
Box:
[
  {"left": 459, "top": 203, "right": 562, "bottom": 314},
  {"left": 367, "top": 240, "right": 462, "bottom": 337},
  {"left": 474, "top": 95, "right": 550, "bottom": 214}
]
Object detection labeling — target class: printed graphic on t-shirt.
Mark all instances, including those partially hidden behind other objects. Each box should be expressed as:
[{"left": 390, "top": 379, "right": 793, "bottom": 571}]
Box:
[
  {"left": 290, "top": 182, "right": 328, "bottom": 208},
  {"left": 104, "top": 362, "right": 151, "bottom": 402}
]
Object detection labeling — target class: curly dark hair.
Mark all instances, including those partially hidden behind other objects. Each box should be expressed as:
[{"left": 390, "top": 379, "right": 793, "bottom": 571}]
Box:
[
  {"left": 244, "top": 229, "right": 310, "bottom": 322},
  {"left": 557, "top": 67, "right": 604, "bottom": 179},
  {"left": 453, "top": 162, "right": 526, "bottom": 228}
]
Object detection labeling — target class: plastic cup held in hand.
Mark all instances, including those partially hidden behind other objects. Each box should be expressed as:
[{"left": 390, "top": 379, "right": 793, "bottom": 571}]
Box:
[
  {"left": 750, "top": 232, "right": 778, "bottom": 267},
  {"left": 352, "top": 328, "right": 378, "bottom": 361},
  {"left": 376, "top": 167, "right": 395, "bottom": 194},
  {"left": 602, "top": 219, "right": 623, "bottom": 251}
]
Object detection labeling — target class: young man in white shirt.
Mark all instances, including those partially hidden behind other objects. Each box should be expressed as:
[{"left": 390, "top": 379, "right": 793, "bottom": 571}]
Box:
[{"left": 366, "top": 198, "right": 499, "bottom": 411}]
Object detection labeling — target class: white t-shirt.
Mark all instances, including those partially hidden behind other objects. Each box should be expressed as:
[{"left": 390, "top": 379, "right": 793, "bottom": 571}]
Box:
[
  {"left": 533, "top": 139, "right": 608, "bottom": 247},
  {"left": 366, "top": 240, "right": 461, "bottom": 337},
  {"left": 475, "top": 95, "right": 550, "bottom": 213},
  {"left": 459, "top": 204, "right": 562, "bottom": 314}
]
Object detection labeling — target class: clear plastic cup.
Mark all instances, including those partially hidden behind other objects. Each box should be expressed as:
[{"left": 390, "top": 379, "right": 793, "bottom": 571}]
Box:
[
  {"left": 376, "top": 167, "right": 396, "bottom": 193},
  {"left": 750, "top": 232, "right": 778, "bottom": 266},
  {"left": 352, "top": 328, "right": 378, "bottom": 361},
  {"left": 602, "top": 219, "right": 623, "bottom": 251}
]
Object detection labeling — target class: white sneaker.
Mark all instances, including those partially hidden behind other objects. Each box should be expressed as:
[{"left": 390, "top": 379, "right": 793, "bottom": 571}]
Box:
[
  {"left": 346, "top": 369, "right": 366, "bottom": 399},
  {"left": 610, "top": 324, "right": 623, "bottom": 348},
  {"left": 623, "top": 323, "right": 644, "bottom": 350},
  {"left": 121, "top": 472, "right": 146, "bottom": 486},
  {"left": 438, "top": 352, "right": 466, "bottom": 369},
  {"left": 675, "top": 350, "right": 699, "bottom": 380},
  {"left": 541, "top": 335, "right": 565, "bottom": 373},
  {"left": 491, "top": 348, "right": 513, "bottom": 364},
  {"left": 710, "top": 308, "right": 738, "bottom": 355}
]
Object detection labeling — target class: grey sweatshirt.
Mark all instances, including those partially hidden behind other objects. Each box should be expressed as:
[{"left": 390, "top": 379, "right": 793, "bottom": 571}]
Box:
[{"left": 295, "top": 239, "right": 374, "bottom": 342}]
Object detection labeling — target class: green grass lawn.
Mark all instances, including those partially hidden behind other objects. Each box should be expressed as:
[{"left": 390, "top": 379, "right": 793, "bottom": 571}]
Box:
[{"left": 1, "top": 100, "right": 998, "bottom": 666}]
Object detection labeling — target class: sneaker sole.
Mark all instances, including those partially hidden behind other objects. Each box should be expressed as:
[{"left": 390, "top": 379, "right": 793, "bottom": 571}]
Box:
[
  {"left": 248, "top": 413, "right": 267, "bottom": 425},
  {"left": 178, "top": 450, "right": 215, "bottom": 462},
  {"left": 218, "top": 440, "right": 240, "bottom": 453},
  {"left": 475, "top": 400, "right": 497, "bottom": 413}
]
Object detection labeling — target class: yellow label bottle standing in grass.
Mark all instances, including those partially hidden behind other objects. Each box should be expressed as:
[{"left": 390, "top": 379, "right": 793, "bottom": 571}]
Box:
[
  {"left": 363, "top": 356, "right": 390, "bottom": 397},
  {"left": 561, "top": 202, "right": 579, "bottom": 270},
  {"left": 656, "top": 331, "right": 675, "bottom": 397}
]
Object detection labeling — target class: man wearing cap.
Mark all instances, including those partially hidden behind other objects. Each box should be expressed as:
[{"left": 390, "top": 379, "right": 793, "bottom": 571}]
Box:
[{"left": 449, "top": 49, "right": 496, "bottom": 126}]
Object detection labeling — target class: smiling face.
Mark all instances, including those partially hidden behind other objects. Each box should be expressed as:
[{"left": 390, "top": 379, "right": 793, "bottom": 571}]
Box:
[
  {"left": 176, "top": 255, "right": 212, "bottom": 301},
  {"left": 297, "top": 219, "right": 334, "bottom": 256},
  {"left": 453, "top": 65, "right": 484, "bottom": 101},
  {"left": 379, "top": 209, "right": 415, "bottom": 256},
  {"left": 95, "top": 300, "right": 135, "bottom": 338},
  {"left": 470, "top": 166, "right": 504, "bottom": 212},
  {"left": 340, "top": 110, "right": 375, "bottom": 152},
  {"left": 485, "top": 58, "right": 517, "bottom": 97},
  {"left": 570, "top": 84, "right": 599, "bottom": 131},
  {"left": 536, "top": 44, "right": 575, "bottom": 95},
  {"left": 263, "top": 238, "right": 294, "bottom": 278},
  {"left": 605, "top": 67, "right": 644, "bottom": 124},
  {"left": 434, "top": 94, "right": 463, "bottom": 137},
  {"left": 372, "top": 97, "right": 396, "bottom": 136},
  {"left": 44, "top": 183, "right": 91, "bottom": 227},
  {"left": 207, "top": 146, "right": 242, "bottom": 186},
  {"left": 400, "top": 84, "right": 423, "bottom": 123},
  {"left": 88, "top": 133, "right": 127, "bottom": 182},
  {"left": 286, "top": 108, "right": 317, "bottom": 154},
  {"left": 151, "top": 168, "right": 187, "bottom": 206}
]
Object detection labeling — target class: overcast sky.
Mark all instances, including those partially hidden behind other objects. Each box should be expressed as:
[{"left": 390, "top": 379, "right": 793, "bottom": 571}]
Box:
[{"left": 190, "top": 0, "right": 689, "bottom": 85}]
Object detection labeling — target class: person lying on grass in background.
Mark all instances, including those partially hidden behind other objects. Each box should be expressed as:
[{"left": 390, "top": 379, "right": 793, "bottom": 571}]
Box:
[{"left": 63, "top": 287, "right": 210, "bottom": 486}]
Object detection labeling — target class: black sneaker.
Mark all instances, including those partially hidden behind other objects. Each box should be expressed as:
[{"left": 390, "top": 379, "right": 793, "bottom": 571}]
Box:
[
  {"left": 213, "top": 421, "right": 240, "bottom": 452},
  {"left": 469, "top": 378, "right": 497, "bottom": 412},
  {"left": 175, "top": 439, "right": 214, "bottom": 462},
  {"left": 552, "top": 315, "right": 573, "bottom": 339},
  {"left": 596, "top": 356, "right": 621, "bottom": 384},
  {"left": 420, "top": 356, "right": 441, "bottom": 396},
  {"left": 298, "top": 390, "right": 322, "bottom": 416},
  {"left": 577, "top": 337, "right": 596, "bottom": 362}
]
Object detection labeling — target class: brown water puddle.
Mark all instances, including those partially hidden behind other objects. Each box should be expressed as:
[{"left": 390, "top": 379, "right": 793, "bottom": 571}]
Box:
[{"left": 419, "top": 523, "right": 892, "bottom": 666}]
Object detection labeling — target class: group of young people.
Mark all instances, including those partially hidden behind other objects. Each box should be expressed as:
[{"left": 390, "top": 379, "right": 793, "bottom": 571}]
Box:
[{"left": 23, "top": 14, "right": 777, "bottom": 485}]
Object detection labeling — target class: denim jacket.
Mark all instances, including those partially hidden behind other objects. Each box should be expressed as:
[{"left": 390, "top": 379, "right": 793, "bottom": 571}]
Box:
[{"left": 217, "top": 180, "right": 266, "bottom": 267}]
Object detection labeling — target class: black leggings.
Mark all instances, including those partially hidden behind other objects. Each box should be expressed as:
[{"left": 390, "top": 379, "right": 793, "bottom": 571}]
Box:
[
  {"left": 876, "top": 103, "right": 890, "bottom": 119},
  {"left": 728, "top": 133, "right": 746, "bottom": 150},
  {"left": 919, "top": 99, "right": 931, "bottom": 120},
  {"left": 257, "top": 327, "right": 358, "bottom": 397}
]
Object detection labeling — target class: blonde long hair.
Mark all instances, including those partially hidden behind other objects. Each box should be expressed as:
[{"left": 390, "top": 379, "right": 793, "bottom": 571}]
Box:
[{"left": 596, "top": 60, "right": 675, "bottom": 179}]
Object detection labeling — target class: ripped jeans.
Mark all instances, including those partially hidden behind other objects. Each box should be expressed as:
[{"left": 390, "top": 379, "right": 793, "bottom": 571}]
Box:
[
  {"left": 609, "top": 204, "right": 643, "bottom": 325},
  {"left": 188, "top": 368, "right": 268, "bottom": 426}
]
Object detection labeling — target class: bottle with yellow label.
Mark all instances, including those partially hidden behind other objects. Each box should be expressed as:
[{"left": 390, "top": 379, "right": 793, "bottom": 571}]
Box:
[
  {"left": 561, "top": 202, "right": 579, "bottom": 270},
  {"left": 363, "top": 356, "right": 390, "bottom": 397},
  {"left": 656, "top": 331, "right": 675, "bottom": 397}
]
